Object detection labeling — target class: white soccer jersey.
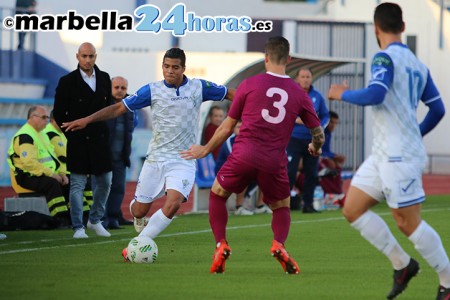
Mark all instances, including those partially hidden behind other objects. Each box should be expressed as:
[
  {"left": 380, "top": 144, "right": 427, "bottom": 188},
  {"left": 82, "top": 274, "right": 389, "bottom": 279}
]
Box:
[
  {"left": 369, "top": 43, "right": 434, "bottom": 163},
  {"left": 123, "top": 77, "right": 227, "bottom": 162}
]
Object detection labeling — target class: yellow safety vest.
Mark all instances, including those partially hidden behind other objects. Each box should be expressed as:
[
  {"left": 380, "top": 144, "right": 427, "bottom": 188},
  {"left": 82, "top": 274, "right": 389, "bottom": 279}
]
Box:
[
  {"left": 43, "top": 123, "right": 68, "bottom": 174},
  {"left": 8, "top": 123, "right": 57, "bottom": 175}
]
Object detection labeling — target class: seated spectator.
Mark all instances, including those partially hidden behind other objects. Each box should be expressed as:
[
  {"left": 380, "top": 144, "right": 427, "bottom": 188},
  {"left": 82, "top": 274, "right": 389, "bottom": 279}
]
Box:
[
  {"left": 215, "top": 120, "right": 272, "bottom": 215},
  {"left": 319, "top": 111, "right": 346, "bottom": 206},
  {"left": 7, "top": 106, "right": 71, "bottom": 226},
  {"left": 204, "top": 105, "right": 226, "bottom": 160}
]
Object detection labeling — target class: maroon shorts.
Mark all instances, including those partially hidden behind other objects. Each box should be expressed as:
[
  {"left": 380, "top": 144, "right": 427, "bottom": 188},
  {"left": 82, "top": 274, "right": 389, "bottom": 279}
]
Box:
[{"left": 216, "top": 155, "right": 290, "bottom": 205}]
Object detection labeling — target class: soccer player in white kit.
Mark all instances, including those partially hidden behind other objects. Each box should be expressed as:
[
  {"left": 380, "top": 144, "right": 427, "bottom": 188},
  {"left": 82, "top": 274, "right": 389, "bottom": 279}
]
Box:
[
  {"left": 328, "top": 3, "right": 448, "bottom": 300},
  {"left": 62, "top": 48, "right": 235, "bottom": 257}
]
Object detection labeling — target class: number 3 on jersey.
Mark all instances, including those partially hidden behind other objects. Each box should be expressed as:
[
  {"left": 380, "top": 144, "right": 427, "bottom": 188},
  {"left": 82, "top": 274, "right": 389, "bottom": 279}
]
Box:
[{"left": 261, "top": 87, "right": 287, "bottom": 124}]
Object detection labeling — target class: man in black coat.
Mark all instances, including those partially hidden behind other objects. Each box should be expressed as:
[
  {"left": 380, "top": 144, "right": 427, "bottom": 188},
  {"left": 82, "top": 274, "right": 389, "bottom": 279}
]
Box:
[{"left": 53, "top": 42, "right": 112, "bottom": 239}]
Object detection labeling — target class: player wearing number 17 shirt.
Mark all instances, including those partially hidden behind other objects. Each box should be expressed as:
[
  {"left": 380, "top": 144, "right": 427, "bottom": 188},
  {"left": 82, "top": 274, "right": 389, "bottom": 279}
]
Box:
[
  {"left": 181, "top": 36, "right": 324, "bottom": 274},
  {"left": 328, "top": 3, "right": 448, "bottom": 299}
]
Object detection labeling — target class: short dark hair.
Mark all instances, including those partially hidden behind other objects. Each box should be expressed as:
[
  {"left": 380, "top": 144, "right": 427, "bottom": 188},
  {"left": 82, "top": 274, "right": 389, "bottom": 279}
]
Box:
[
  {"left": 374, "top": 2, "right": 404, "bottom": 34},
  {"left": 265, "top": 36, "right": 290, "bottom": 65},
  {"left": 329, "top": 110, "right": 339, "bottom": 119},
  {"left": 163, "top": 48, "right": 186, "bottom": 67}
]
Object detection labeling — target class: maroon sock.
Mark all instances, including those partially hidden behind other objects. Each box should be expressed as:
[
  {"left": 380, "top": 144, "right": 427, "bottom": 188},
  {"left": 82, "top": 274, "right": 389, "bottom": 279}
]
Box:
[
  {"left": 209, "top": 190, "right": 228, "bottom": 243},
  {"left": 271, "top": 206, "right": 291, "bottom": 244}
]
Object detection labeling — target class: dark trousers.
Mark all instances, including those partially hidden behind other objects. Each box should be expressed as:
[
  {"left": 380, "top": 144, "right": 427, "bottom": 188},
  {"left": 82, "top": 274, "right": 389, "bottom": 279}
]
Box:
[
  {"left": 15, "top": 172, "right": 70, "bottom": 222},
  {"left": 18, "top": 32, "right": 26, "bottom": 50},
  {"left": 105, "top": 160, "right": 126, "bottom": 226},
  {"left": 286, "top": 138, "right": 319, "bottom": 208}
]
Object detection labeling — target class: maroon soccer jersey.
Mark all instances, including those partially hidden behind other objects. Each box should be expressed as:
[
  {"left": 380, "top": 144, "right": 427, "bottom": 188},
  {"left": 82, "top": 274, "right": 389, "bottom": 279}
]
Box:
[{"left": 227, "top": 72, "right": 320, "bottom": 173}]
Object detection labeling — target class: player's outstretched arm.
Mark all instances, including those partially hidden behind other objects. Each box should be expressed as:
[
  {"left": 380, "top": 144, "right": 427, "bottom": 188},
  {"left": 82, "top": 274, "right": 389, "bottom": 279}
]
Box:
[
  {"left": 180, "top": 117, "right": 237, "bottom": 160},
  {"left": 61, "top": 102, "right": 127, "bottom": 132},
  {"left": 226, "top": 88, "right": 236, "bottom": 101},
  {"left": 328, "top": 80, "right": 349, "bottom": 101}
]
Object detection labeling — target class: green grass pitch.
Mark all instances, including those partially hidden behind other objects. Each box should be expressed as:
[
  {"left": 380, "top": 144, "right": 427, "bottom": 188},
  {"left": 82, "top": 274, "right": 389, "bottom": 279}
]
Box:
[{"left": 1, "top": 195, "right": 449, "bottom": 300}]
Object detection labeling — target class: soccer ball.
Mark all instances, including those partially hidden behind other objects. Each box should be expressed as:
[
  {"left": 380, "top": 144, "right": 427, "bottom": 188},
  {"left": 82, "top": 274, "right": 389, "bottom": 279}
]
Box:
[{"left": 126, "top": 236, "right": 158, "bottom": 263}]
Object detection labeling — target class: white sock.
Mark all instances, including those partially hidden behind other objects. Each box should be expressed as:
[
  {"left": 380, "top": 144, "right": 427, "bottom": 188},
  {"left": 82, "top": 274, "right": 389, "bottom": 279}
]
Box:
[
  {"left": 139, "top": 209, "right": 172, "bottom": 239},
  {"left": 409, "top": 220, "right": 450, "bottom": 287},
  {"left": 351, "top": 210, "right": 410, "bottom": 270},
  {"left": 439, "top": 264, "right": 450, "bottom": 289}
]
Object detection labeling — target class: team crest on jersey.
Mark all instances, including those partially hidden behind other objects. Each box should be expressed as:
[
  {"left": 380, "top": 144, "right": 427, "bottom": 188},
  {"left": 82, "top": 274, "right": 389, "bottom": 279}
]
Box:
[
  {"left": 58, "top": 142, "right": 64, "bottom": 147},
  {"left": 21, "top": 151, "right": 27, "bottom": 157},
  {"left": 204, "top": 81, "right": 212, "bottom": 88}
]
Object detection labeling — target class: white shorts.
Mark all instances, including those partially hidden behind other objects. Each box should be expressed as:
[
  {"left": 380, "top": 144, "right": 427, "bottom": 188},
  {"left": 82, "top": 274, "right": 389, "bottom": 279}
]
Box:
[
  {"left": 134, "top": 160, "right": 196, "bottom": 204},
  {"left": 351, "top": 156, "right": 426, "bottom": 209}
]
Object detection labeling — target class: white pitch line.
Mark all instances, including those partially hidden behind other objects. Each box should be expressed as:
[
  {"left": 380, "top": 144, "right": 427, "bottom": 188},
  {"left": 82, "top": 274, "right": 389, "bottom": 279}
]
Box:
[{"left": 0, "top": 207, "right": 448, "bottom": 255}]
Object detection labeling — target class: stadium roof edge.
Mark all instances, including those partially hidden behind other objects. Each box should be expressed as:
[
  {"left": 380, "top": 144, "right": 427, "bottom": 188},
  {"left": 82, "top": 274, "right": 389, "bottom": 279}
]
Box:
[{"left": 225, "top": 55, "right": 365, "bottom": 88}]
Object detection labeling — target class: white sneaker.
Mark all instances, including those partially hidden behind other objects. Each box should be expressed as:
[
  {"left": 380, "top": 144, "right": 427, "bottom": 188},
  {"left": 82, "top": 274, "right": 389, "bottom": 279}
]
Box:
[
  {"left": 0, "top": 233, "right": 7, "bottom": 240},
  {"left": 134, "top": 217, "right": 147, "bottom": 233},
  {"left": 73, "top": 228, "right": 88, "bottom": 239},
  {"left": 87, "top": 221, "right": 111, "bottom": 237},
  {"left": 235, "top": 206, "right": 254, "bottom": 215},
  {"left": 254, "top": 205, "right": 273, "bottom": 214}
]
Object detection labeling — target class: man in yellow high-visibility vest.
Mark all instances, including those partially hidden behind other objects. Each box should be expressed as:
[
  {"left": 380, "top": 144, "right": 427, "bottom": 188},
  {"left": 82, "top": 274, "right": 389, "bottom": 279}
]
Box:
[{"left": 7, "top": 105, "right": 70, "bottom": 226}]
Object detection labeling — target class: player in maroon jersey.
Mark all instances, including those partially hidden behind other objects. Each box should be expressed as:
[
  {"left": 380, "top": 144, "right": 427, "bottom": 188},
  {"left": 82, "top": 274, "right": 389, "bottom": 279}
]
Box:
[{"left": 181, "top": 36, "right": 324, "bottom": 274}]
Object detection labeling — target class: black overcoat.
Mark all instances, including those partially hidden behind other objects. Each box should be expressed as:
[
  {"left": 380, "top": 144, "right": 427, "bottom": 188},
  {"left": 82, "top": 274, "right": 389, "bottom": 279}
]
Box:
[{"left": 53, "top": 64, "right": 112, "bottom": 175}]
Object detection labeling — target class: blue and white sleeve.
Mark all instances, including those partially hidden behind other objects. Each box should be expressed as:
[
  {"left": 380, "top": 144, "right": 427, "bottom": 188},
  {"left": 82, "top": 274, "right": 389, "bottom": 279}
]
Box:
[
  {"left": 419, "top": 71, "right": 445, "bottom": 136},
  {"left": 200, "top": 79, "right": 227, "bottom": 102},
  {"left": 122, "top": 84, "right": 152, "bottom": 111},
  {"left": 342, "top": 52, "right": 393, "bottom": 106}
]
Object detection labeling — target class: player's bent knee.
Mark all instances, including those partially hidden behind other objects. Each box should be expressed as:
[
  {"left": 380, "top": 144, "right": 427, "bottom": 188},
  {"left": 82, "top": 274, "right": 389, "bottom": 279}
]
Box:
[
  {"left": 395, "top": 218, "right": 421, "bottom": 236},
  {"left": 342, "top": 206, "right": 360, "bottom": 223},
  {"left": 211, "top": 180, "right": 232, "bottom": 198},
  {"left": 269, "top": 197, "right": 290, "bottom": 210},
  {"left": 132, "top": 201, "right": 151, "bottom": 218},
  {"left": 162, "top": 199, "right": 182, "bottom": 219}
]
